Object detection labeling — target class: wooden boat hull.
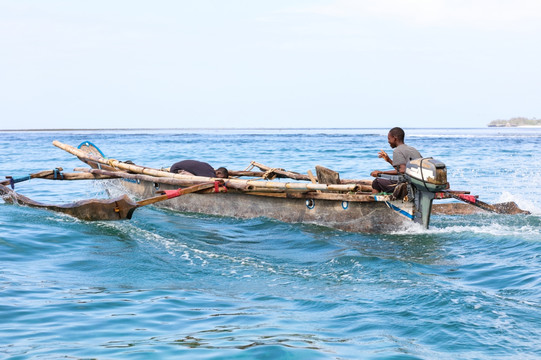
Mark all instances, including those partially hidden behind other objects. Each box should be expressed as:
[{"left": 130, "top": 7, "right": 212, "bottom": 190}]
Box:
[{"left": 118, "top": 179, "right": 415, "bottom": 233}]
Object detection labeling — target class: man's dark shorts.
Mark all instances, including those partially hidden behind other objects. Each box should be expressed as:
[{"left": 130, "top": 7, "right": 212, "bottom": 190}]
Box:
[{"left": 372, "top": 178, "right": 397, "bottom": 193}]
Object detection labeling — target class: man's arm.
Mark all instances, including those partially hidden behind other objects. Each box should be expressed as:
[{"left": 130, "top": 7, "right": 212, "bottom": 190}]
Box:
[{"left": 370, "top": 164, "right": 406, "bottom": 177}]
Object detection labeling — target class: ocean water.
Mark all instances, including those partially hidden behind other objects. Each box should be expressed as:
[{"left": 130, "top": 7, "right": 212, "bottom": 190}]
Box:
[{"left": 1, "top": 128, "right": 540, "bottom": 359}]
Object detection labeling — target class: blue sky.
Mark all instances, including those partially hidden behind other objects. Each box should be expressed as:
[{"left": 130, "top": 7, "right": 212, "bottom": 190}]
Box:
[{"left": 1, "top": 0, "right": 540, "bottom": 129}]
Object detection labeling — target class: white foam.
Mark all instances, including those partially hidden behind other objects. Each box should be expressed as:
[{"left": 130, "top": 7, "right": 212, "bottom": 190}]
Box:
[
  {"left": 497, "top": 191, "right": 541, "bottom": 215},
  {"left": 389, "top": 216, "right": 541, "bottom": 238},
  {"left": 427, "top": 223, "right": 541, "bottom": 237}
]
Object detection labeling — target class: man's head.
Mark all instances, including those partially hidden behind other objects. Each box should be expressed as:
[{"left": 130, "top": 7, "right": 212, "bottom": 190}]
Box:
[
  {"left": 387, "top": 127, "right": 405, "bottom": 148},
  {"left": 215, "top": 167, "right": 229, "bottom": 178}
]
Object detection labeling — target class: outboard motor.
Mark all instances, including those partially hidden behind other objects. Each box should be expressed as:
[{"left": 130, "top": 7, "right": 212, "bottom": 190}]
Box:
[{"left": 405, "top": 158, "right": 448, "bottom": 228}]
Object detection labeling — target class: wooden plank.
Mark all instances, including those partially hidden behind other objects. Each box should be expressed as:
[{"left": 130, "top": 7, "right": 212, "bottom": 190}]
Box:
[
  {"left": 307, "top": 169, "right": 321, "bottom": 194},
  {"left": 251, "top": 161, "right": 310, "bottom": 181},
  {"left": 315, "top": 165, "right": 340, "bottom": 185}
]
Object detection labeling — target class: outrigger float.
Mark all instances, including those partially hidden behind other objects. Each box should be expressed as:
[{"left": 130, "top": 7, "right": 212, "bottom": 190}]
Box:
[{"left": 0, "top": 141, "right": 529, "bottom": 233}]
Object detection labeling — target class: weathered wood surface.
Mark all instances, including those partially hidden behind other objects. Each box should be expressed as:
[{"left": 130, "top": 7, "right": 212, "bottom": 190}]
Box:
[
  {"left": 49, "top": 140, "right": 530, "bottom": 229},
  {"left": 250, "top": 161, "right": 373, "bottom": 186},
  {"left": 245, "top": 191, "right": 387, "bottom": 202},
  {"left": 119, "top": 179, "right": 411, "bottom": 233},
  {"left": 0, "top": 184, "right": 137, "bottom": 220},
  {"left": 315, "top": 165, "right": 341, "bottom": 184},
  {"left": 433, "top": 201, "right": 530, "bottom": 215},
  {"left": 53, "top": 141, "right": 362, "bottom": 193},
  {"left": 57, "top": 141, "right": 373, "bottom": 187},
  {"left": 74, "top": 167, "right": 381, "bottom": 202},
  {"left": 1, "top": 168, "right": 64, "bottom": 186},
  {"left": 75, "top": 167, "right": 251, "bottom": 190},
  {"left": 44, "top": 172, "right": 117, "bottom": 180},
  {"left": 445, "top": 192, "right": 530, "bottom": 214},
  {"left": 0, "top": 181, "right": 219, "bottom": 221},
  {"left": 433, "top": 203, "right": 485, "bottom": 215},
  {"left": 136, "top": 182, "right": 216, "bottom": 207},
  {"left": 251, "top": 161, "right": 309, "bottom": 181}
]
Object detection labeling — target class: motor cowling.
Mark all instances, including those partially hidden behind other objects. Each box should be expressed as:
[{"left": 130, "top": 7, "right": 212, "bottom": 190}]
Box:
[{"left": 405, "top": 158, "right": 447, "bottom": 193}]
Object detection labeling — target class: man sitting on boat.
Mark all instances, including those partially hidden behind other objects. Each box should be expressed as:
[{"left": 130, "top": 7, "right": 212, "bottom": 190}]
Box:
[
  {"left": 170, "top": 160, "right": 229, "bottom": 178},
  {"left": 371, "top": 127, "right": 421, "bottom": 194}
]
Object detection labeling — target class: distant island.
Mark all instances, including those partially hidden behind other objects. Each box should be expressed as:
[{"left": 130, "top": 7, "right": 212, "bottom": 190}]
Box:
[{"left": 488, "top": 117, "right": 541, "bottom": 127}]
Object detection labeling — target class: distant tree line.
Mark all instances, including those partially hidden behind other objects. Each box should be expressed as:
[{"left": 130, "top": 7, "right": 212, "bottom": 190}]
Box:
[{"left": 488, "top": 117, "right": 541, "bottom": 127}]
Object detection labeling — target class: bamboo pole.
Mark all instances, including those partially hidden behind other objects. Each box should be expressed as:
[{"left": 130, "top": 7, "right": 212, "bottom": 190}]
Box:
[
  {"left": 75, "top": 167, "right": 251, "bottom": 190},
  {"left": 339, "top": 179, "right": 373, "bottom": 186},
  {"left": 43, "top": 172, "right": 117, "bottom": 180},
  {"left": 306, "top": 169, "right": 321, "bottom": 194},
  {"left": 77, "top": 167, "right": 361, "bottom": 194},
  {"left": 2, "top": 168, "right": 63, "bottom": 186},
  {"left": 52, "top": 141, "right": 361, "bottom": 193}
]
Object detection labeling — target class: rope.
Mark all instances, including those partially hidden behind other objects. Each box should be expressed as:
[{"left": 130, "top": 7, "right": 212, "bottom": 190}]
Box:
[
  {"left": 53, "top": 168, "right": 64, "bottom": 180},
  {"left": 262, "top": 168, "right": 278, "bottom": 180},
  {"left": 214, "top": 181, "right": 227, "bottom": 193}
]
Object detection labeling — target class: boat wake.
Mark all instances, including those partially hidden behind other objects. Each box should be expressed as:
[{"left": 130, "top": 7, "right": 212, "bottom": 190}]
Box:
[
  {"left": 428, "top": 223, "right": 541, "bottom": 238},
  {"left": 497, "top": 191, "right": 541, "bottom": 215},
  {"left": 389, "top": 210, "right": 541, "bottom": 238}
]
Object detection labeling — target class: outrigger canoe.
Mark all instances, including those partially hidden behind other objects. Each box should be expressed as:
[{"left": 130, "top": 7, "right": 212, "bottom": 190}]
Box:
[{"left": 0, "top": 141, "right": 529, "bottom": 233}]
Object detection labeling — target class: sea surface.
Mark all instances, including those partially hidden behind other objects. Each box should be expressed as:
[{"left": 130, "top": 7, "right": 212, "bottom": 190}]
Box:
[{"left": 1, "top": 128, "right": 540, "bottom": 359}]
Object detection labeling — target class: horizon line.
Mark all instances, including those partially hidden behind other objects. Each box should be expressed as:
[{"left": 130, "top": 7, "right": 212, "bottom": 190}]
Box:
[{"left": 0, "top": 126, "right": 494, "bottom": 132}]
